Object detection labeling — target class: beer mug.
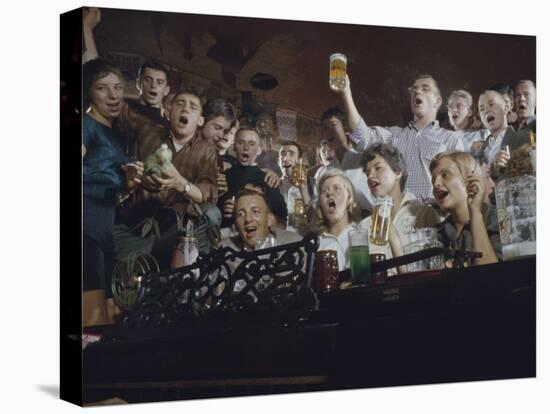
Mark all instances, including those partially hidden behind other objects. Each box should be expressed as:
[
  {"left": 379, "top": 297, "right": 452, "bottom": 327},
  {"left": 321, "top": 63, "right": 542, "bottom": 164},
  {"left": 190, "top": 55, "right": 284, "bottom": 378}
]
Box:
[
  {"left": 170, "top": 236, "right": 199, "bottom": 269},
  {"left": 329, "top": 53, "right": 347, "bottom": 92},
  {"left": 290, "top": 160, "right": 307, "bottom": 187},
  {"left": 294, "top": 198, "right": 305, "bottom": 215},
  {"left": 125, "top": 156, "right": 139, "bottom": 190},
  {"left": 314, "top": 250, "right": 340, "bottom": 292},
  {"left": 371, "top": 197, "right": 393, "bottom": 245}
]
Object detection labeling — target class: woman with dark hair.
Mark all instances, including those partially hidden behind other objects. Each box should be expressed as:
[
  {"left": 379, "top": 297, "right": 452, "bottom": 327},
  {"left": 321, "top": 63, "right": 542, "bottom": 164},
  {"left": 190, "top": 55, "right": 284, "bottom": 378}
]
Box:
[
  {"left": 82, "top": 59, "right": 143, "bottom": 326},
  {"left": 359, "top": 143, "right": 440, "bottom": 272}
]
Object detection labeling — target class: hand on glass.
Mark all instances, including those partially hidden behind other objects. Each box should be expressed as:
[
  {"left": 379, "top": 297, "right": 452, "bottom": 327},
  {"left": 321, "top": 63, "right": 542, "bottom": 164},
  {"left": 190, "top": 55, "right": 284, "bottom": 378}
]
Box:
[
  {"left": 151, "top": 163, "right": 187, "bottom": 192},
  {"left": 217, "top": 173, "right": 228, "bottom": 195},
  {"left": 121, "top": 160, "right": 144, "bottom": 190},
  {"left": 83, "top": 7, "right": 101, "bottom": 30},
  {"left": 223, "top": 197, "right": 235, "bottom": 219},
  {"left": 332, "top": 73, "right": 351, "bottom": 97},
  {"left": 492, "top": 150, "right": 510, "bottom": 172}
]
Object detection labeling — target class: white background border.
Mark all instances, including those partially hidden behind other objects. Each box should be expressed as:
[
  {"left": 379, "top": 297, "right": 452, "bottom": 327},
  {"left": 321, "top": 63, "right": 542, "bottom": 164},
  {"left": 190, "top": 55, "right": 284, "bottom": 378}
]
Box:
[{"left": 0, "top": 0, "right": 546, "bottom": 412}]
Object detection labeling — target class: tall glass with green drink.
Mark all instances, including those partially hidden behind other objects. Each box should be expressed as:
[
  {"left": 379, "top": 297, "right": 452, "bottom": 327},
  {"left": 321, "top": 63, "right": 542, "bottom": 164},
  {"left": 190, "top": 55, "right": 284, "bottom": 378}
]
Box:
[{"left": 348, "top": 228, "right": 371, "bottom": 285}]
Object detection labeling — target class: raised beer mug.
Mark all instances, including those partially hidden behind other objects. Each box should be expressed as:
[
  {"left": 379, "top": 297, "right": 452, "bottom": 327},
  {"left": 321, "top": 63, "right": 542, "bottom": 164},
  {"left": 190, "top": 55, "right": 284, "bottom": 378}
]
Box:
[{"left": 329, "top": 53, "right": 347, "bottom": 92}]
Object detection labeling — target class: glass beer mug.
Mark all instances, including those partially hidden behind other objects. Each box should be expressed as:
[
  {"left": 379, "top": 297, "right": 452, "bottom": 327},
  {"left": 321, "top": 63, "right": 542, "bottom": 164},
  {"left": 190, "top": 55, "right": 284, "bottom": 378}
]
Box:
[
  {"left": 371, "top": 197, "right": 393, "bottom": 245},
  {"left": 290, "top": 159, "right": 307, "bottom": 188},
  {"left": 329, "top": 53, "right": 347, "bottom": 92}
]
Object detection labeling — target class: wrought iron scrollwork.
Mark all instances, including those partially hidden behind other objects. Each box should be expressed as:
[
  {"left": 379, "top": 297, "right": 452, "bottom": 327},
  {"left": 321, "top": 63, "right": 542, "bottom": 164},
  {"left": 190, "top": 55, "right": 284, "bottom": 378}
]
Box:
[{"left": 123, "top": 234, "right": 319, "bottom": 328}]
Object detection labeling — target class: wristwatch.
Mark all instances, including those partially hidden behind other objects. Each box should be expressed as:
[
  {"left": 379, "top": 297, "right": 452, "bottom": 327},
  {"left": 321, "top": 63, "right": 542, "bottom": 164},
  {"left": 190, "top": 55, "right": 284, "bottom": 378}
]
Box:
[{"left": 182, "top": 182, "right": 191, "bottom": 195}]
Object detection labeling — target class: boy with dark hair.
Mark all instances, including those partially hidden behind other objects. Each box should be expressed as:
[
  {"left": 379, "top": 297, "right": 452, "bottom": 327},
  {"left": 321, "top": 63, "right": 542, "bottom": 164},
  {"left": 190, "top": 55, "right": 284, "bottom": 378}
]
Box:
[
  {"left": 477, "top": 90, "right": 531, "bottom": 178},
  {"left": 114, "top": 87, "right": 220, "bottom": 268},
  {"left": 218, "top": 128, "right": 287, "bottom": 229},
  {"left": 319, "top": 105, "right": 374, "bottom": 214},
  {"left": 278, "top": 141, "right": 311, "bottom": 233},
  {"left": 201, "top": 98, "right": 238, "bottom": 145},
  {"left": 82, "top": 8, "right": 173, "bottom": 157}
]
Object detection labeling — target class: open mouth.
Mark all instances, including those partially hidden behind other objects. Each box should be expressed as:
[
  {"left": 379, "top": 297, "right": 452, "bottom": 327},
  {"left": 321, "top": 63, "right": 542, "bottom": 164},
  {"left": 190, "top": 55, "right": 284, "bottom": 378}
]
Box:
[
  {"left": 327, "top": 199, "right": 336, "bottom": 214},
  {"left": 486, "top": 115, "right": 495, "bottom": 124},
  {"left": 435, "top": 189, "right": 449, "bottom": 202},
  {"left": 179, "top": 114, "right": 189, "bottom": 125},
  {"left": 452, "top": 114, "right": 458, "bottom": 120},
  {"left": 414, "top": 97, "right": 423, "bottom": 105},
  {"left": 368, "top": 180, "right": 381, "bottom": 191},
  {"left": 283, "top": 162, "right": 292, "bottom": 169},
  {"left": 244, "top": 225, "right": 257, "bottom": 238},
  {"left": 519, "top": 103, "right": 527, "bottom": 111},
  {"left": 240, "top": 153, "right": 250, "bottom": 162},
  {"left": 148, "top": 91, "right": 158, "bottom": 97},
  {"left": 107, "top": 102, "right": 120, "bottom": 112}
]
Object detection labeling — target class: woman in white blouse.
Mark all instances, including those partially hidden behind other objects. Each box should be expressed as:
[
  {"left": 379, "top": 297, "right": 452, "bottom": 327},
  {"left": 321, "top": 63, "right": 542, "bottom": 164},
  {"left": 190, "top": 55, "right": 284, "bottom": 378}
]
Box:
[{"left": 313, "top": 170, "right": 361, "bottom": 271}]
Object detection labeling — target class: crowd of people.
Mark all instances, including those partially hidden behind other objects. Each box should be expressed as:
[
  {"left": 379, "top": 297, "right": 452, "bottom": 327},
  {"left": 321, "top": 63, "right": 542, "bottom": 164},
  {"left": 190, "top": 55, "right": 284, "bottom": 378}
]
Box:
[{"left": 79, "top": 8, "right": 536, "bottom": 326}]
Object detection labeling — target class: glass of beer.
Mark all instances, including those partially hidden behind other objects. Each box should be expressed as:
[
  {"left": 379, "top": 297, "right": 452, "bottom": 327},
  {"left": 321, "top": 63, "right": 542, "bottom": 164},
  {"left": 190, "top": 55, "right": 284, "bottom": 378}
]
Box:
[
  {"left": 371, "top": 197, "right": 393, "bottom": 245},
  {"left": 314, "top": 250, "right": 340, "bottom": 292},
  {"left": 125, "top": 156, "right": 139, "bottom": 190},
  {"left": 348, "top": 228, "right": 371, "bottom": 285},
  {"left": 329, "top": 53, "right": 347, "bottom": 92},
  {"left": 290, "top": 159, "right": 307, "bottom": 187}
]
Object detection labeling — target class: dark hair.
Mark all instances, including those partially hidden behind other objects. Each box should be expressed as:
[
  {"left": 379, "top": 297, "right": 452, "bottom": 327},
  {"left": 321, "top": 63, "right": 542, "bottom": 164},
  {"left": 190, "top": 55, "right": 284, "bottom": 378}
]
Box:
[
  {"left": 171, "top": 86, "right": 206, "bottom": 110},
  {"left": 203, "top": 98, "right": 237, "bottom": 125},
  {"left": 83, "top": 58, "right": 123, "bottom": 102},
  {"left": 362, "top": 143, "right": 408, "bottom": 192},
  {"left": 279, "top": 140, "right": 303, "bottom": 158},
  {"left": 138, "top": 60, "right": 169, "bottom": 81},
  {"left": 320, "top": 106, "right": 346, "bottom": 124},
  {"left": 489, "top": 83, "right": 514, "bottom": 100}
]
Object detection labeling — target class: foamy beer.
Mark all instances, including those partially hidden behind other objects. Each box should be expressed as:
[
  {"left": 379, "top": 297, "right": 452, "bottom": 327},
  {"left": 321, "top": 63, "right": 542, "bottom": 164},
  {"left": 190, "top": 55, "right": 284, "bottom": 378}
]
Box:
[
  {"left": 371, "top": 197, "right": 393, "bottom": 245},
  {"left": 329, "top": 53, "right": 347, "bottom": 91}
]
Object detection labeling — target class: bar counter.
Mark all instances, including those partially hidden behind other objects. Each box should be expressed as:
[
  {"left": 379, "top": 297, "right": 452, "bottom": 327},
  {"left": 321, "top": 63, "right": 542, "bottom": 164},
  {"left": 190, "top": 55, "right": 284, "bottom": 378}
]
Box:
[{"left": 83, "top": 256, "right": 535, "bottom": 404}]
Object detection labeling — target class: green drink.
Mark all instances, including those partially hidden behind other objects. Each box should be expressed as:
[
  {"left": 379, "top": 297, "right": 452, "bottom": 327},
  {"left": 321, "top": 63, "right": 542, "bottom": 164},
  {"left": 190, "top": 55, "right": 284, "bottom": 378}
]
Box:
[
  {"left": 348, "top": 228, "right": 371, "bottom": 286},
  {"left": 349, "top": 245, "right": 371, "bottom": 285}
]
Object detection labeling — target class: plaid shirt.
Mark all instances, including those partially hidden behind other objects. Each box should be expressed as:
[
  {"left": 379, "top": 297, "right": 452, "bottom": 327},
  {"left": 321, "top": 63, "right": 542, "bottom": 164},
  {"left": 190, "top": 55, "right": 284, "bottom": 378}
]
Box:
[{"left": 349, "top": 118, "right": 464, "bottom": 202}]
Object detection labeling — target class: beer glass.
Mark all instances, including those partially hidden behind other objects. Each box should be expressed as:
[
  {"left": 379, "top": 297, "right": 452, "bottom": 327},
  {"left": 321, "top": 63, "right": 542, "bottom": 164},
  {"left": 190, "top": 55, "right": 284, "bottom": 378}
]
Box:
[
  {"left": 348, "top": 228, "right": 371, "bottom": 285},
  {"left": 170, "top": 236, "right": 199, "bottom": 269},
  {"left": 290, "top": 160, "right": 307, "bottom": 187},
  {"left": 125, "top": 156, "right": 139, "bottom": 190},
  {"left": 371, "top": 197, "right": 393, "bottom": 245},
  {"left": 314, "top": 250, "right": 340, "bottom": 292},
  {"left": 370, "top": 253, "right": 388, "bottom": 285},
  {"left": 329, "top": 53, "right": 347, "bottom": 92}
]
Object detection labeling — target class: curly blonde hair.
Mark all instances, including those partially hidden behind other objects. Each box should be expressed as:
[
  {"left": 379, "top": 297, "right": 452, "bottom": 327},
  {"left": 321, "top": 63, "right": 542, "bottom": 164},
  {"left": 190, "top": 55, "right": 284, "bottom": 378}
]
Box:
[{"left": 310, "top": 169, "right": 361, "bottom": 234}]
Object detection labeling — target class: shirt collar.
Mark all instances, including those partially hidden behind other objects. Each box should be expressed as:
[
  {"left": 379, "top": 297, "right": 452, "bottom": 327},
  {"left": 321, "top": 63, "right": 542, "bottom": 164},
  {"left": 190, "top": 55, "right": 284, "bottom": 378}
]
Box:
[{"left": 408, "top": 119, "right": 439, "bottom": 131}]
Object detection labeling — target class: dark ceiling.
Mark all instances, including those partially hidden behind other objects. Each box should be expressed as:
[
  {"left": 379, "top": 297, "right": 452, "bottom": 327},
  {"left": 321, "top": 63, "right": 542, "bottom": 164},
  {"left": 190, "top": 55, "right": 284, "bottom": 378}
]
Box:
[{"left": 95, "top": 7, "right": 536, "bottom": 125}]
